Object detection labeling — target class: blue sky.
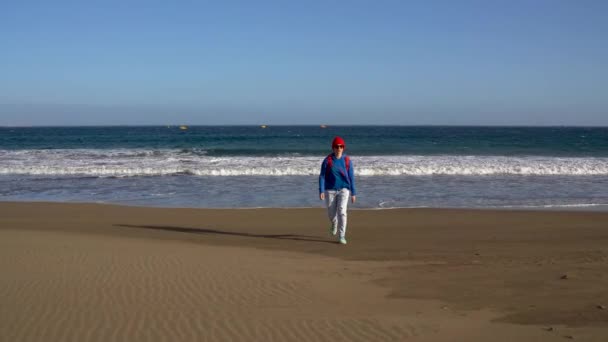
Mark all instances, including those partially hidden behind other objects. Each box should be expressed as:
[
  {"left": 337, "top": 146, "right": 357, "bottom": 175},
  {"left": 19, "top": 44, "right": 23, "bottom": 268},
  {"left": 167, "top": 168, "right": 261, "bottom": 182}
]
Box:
[{"left": 1, "top": 1, "right": 607, "bottom": 126}]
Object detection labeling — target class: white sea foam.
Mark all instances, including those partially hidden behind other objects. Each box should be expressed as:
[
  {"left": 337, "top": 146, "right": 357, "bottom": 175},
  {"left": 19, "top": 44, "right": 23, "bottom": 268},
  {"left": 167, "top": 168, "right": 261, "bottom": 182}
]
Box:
[{"left": 1, "top": 149, "right": 608, "bottom": 177}]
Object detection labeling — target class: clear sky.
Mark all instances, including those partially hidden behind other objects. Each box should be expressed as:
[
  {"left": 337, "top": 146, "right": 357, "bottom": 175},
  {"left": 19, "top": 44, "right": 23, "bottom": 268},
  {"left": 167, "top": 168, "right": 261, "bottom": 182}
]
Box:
[{"left": 1, "top": 0, "right": 607, "bottom": 126}]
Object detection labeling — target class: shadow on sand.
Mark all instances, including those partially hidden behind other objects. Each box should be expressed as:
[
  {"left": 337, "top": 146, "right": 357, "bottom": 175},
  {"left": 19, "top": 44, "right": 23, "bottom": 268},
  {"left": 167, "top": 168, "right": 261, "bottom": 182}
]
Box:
[{"left": 115, "top": 224, "right": 337, "bottom": 244}]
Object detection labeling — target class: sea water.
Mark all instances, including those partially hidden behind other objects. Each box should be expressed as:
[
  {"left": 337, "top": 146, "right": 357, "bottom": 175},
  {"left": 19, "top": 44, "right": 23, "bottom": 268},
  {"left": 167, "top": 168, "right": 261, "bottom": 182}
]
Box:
[{"left": 1, "top": 126, "right": 607, "bottom": 210}]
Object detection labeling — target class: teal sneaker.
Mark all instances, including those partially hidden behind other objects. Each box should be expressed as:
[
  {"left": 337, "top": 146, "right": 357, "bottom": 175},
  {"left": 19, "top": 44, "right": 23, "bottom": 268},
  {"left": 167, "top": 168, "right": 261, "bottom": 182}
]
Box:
[
  {"left": 339, "top": 237, "right": 347, "bottom": 245},
  {"left": 330, "top": 224, "right": 337, "bottom": 236}
]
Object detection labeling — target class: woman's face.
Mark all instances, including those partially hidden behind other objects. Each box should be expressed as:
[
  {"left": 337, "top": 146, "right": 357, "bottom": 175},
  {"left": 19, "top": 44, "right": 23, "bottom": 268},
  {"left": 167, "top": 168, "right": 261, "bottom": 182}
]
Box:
[{"left": 333, "top": 144, "right": 344, "bottom": 157}]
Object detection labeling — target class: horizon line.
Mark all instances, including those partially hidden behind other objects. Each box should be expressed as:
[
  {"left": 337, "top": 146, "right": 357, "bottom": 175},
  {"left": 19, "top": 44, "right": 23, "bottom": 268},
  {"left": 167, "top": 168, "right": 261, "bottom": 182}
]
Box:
[{"left": 2, "top": 124, "right": 608, "bottom": 128}]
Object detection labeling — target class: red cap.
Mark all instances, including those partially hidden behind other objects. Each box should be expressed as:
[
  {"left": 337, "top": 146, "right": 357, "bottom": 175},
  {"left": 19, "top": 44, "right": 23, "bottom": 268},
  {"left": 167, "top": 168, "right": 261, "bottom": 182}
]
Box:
[{"left": 332, "top": 136, "right": 346, "bottom": 148}]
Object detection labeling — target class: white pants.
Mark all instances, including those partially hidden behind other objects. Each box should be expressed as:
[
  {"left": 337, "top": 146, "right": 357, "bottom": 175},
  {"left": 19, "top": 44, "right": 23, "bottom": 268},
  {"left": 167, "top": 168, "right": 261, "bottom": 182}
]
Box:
[{"left": 325, "top": 188, "right": 350, "bottom": 238}]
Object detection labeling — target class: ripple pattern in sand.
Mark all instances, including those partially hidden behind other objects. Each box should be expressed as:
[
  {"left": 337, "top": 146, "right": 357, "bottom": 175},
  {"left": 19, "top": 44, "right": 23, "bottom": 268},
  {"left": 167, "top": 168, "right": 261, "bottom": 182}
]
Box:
[{"left": 0, "top": 229, "right": 426, "bottom": 342}]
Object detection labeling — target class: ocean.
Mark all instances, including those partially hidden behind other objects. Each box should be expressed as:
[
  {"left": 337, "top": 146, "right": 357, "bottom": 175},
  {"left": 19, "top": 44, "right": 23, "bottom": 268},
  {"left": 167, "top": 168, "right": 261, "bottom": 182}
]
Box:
[{"left": 1, "top": 125, "right": 608, "bottom": 210}]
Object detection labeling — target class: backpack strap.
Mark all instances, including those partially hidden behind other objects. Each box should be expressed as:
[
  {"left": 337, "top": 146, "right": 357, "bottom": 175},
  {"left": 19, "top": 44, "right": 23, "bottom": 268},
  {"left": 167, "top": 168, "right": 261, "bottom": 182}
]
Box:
[{"left": 325, "top": 154, "right": 334, "bottom": 169}]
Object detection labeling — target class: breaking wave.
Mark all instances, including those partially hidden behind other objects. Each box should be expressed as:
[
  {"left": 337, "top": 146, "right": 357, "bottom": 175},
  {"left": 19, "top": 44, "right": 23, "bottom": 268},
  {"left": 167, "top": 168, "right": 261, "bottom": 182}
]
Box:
[{"left": 1, "top": 149, "right": 608, "bottom": 177}]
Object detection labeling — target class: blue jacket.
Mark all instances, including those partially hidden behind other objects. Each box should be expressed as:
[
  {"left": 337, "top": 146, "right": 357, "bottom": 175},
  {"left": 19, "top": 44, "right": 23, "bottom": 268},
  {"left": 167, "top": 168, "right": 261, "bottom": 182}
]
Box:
[{"left": 319, "top": 153, "right": 356, "bottom": 195}]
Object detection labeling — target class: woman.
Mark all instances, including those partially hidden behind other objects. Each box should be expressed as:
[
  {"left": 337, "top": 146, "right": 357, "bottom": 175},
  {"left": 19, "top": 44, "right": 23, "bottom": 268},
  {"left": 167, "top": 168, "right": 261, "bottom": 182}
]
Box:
[{"left": 318, "top": 136, "right": 357, "bottom": 245}]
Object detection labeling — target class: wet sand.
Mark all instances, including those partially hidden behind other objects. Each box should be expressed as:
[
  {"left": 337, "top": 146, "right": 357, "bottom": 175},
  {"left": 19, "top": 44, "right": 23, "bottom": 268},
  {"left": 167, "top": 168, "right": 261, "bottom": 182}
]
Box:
[{"left": 1, "top": 202, "right": 607, "bottom": 341}]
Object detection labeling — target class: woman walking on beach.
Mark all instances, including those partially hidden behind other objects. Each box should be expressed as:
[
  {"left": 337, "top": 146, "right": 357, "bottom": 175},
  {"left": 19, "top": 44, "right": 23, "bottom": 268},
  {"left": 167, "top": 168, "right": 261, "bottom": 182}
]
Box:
[{"left": 319, "top": 136, "right": 357, "bottom": 245}]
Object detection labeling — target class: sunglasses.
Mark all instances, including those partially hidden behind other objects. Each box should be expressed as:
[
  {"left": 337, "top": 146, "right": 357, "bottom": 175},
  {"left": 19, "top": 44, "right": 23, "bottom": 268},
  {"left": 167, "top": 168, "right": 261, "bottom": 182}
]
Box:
[{"left": 333, "top": 145, "right": 344, "bottom": 149}]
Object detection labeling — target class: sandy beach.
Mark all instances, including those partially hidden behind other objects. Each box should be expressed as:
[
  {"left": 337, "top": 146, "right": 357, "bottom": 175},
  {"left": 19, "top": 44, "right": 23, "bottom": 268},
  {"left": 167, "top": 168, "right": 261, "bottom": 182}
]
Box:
[{"left": 1, "top": 202, "right": 607, "bottom": 341}]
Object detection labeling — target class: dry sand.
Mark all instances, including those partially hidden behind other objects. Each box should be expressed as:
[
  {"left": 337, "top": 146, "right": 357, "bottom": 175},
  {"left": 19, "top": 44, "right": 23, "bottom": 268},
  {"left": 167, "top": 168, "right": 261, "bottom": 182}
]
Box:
[{"left": 1, "top": 201, "right": 607, "bottom": 341}]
